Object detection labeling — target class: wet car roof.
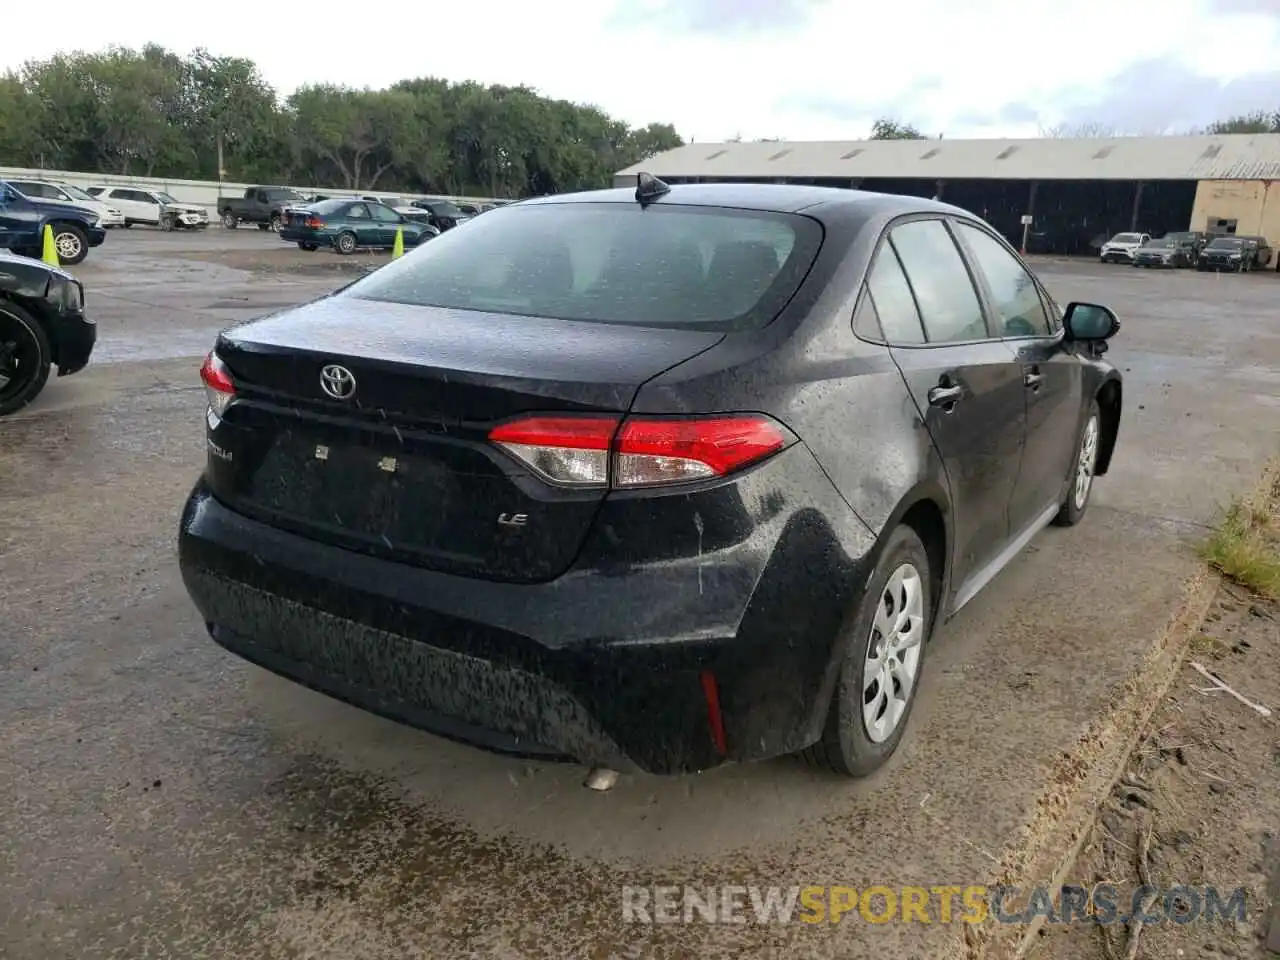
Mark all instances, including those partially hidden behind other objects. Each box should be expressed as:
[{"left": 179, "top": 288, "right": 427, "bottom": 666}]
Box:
[{"left": 520, "top": 182, "right": 970, "bottom": 218}]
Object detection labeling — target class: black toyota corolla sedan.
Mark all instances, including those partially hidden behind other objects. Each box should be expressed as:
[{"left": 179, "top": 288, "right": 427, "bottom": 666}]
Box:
[{"left": 178, "top": 177, "right": 1123, "bottom": 779}]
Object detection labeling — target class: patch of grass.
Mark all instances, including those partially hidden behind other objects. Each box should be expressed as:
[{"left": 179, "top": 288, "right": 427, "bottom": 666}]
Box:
[{"left": 1198, "top": 466, "right": 1280, "bottom": 599}]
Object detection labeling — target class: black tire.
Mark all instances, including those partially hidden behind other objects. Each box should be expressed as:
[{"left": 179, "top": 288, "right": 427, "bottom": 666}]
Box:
[
  {"left": 221, "top": 212, "right": 238, "bottom": 229},
  {"left": 51, "top": 223, "right": 89, "bottom": 265},
  {"left": 1052, "top": 399, "right": 1101, "bottom": 527},
  {"left": 269, "top": 214, "right": 282, "bottom": 232},
  {"left": 335, "top": 231, "right": 357, "bottom": 255},
  {"left": 257, "top": 223, "right": 270, "bottom": 231},
  {"left": 802, "top": 525, "right": 933, "bottom": 777},
  {"left": 122, "top": 221, "right": 133, "bottom": 229},
  {"left": 298, "top": 242, "right": 319, "bottom": 251},
  {"left": 0, "top": 298, "right": 53, "bottom": 417}
]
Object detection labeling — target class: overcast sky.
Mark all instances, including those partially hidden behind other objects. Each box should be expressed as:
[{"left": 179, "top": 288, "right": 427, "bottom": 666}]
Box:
[{"left": 5, "top": 0, "right": 1280, "bottom": 140}]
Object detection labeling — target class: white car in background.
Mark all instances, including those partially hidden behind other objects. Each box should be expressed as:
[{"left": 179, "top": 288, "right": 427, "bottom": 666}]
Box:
[
  {"left": 85, "top": 185, "right": 210, "bottom": 230},
  {"left": 1099, "top": 231, "right": 1151, "bottom": 264},
  {"left": 5, "top": 178, "right": 126, "bottom": 227}
]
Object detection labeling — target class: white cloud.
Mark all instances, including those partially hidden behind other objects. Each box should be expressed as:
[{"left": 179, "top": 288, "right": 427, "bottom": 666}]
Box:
[{"left": 3, "top": 0, "right": 1278, "bottom": 140}]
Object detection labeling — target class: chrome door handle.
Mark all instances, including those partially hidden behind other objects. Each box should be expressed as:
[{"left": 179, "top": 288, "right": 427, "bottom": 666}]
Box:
[{"left": 927, "top": 384, "right": 963, "bottom": 407}]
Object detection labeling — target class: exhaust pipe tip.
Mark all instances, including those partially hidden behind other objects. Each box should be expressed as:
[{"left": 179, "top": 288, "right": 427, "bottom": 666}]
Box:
[{"left": 583, "top": 767, "right": 619, "bottom": 792}]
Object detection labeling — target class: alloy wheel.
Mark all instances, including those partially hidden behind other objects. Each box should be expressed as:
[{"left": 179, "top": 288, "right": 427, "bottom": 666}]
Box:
[
  {"left": 1074, "top": 414, "right": 1099, "bottom": 510},
  {"left": 0, "top": 322, "right": 37, "bottom": 403},
  {"left": 861, "top": 562, "right": 925, "bottom": 743},
  {"left": 55, "top": 232, "right": 83, "bottom": 261}
]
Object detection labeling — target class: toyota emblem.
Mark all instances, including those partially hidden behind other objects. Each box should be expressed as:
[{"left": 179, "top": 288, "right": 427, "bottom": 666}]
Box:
[{"left": 320, "top": 364, "right": 357, "bottom": 400}]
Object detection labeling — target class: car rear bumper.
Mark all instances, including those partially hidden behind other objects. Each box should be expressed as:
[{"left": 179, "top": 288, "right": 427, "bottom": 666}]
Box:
[
  {"left": 177, "top": 448, "right": 876, "bottom": 775},
  {"left": 279, "top": 227, "right": 331, "bottom": 244},
  {"left": 49, "top": 312, "right": 96, "bottom": 375}
]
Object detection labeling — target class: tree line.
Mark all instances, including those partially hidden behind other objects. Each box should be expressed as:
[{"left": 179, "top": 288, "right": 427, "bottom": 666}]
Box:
[{"left": 0, "top": 46, "right": 684, "bottom": 197}]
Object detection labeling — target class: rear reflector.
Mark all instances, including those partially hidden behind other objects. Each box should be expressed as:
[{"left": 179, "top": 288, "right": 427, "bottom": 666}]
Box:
[
  {"left": 199, "top": 351, "right": 235, "bottom": 418},
  {"left": 487, "top": 414, "right": 790, "bottom": 489}
]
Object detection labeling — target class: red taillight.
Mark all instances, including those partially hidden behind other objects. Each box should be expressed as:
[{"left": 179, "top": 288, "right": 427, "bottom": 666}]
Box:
[
  {"left": 614, "top": 416, "right": 789, "bottom": 487},
  {"left": 304, "top": 216, "right": 324, "bottom": 229},
  {"left": 487, "top": 414, "right": 790, "bottom": 489},
  {"left": 199, "top": 351, "right": 235, "bottom": 418},
  {"left": 488, "top": 416, "right": 618, "bottom": 487}
]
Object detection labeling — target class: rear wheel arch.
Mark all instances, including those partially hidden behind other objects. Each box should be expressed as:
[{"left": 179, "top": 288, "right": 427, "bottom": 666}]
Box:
[
  {"left": 899, "top": 498, "right": 947, "bottom": 621},
  {"left": 865, "top": 482, "right": 952, "bottom": 631},
  {"left": 1094, "top": 379, "right": 1122, "bottom": 476}
]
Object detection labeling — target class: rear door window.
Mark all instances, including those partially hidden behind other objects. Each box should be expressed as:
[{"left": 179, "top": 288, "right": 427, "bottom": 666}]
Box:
[
  {"left": 347, "top": 201, "right": 824, "bottom": 331},
  {"left": 889, "top": 219, "right": 990, "bottom": 343},
  {"left": 952, "top": 222, "right": 1052, "bottom": 338},
  {"left": 865, "top": 244, "right": 926, "bottom": 344}
]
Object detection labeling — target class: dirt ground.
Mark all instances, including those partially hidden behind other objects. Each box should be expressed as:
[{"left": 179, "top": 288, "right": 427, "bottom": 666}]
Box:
[{"left": 1039, "top": 479, "right": 1280, "bottom": 960}]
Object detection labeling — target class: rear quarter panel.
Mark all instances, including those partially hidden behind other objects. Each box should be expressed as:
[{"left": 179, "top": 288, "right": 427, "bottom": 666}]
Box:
[{"left": 632, "top": 204, "right": 945, "bottom": 541}]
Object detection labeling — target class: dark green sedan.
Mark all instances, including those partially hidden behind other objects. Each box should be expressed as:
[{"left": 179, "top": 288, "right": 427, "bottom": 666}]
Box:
[{"left": 279, "top": 199, "right": 439, "bottom": 254}]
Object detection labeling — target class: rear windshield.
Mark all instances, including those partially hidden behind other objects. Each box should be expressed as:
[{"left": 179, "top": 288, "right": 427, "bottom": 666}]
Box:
[
  {"left": 423, "top": 200, "right": 465, "bottom": 218},
  {"left": 308, "top": 198, "right": 352, "bottom": 215},
  {"left": 346, "top": 202, "right": 822, "bottom": 331}
]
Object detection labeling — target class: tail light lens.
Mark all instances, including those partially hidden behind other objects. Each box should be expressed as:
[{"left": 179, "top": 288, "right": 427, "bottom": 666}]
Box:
[
  {"left": 304, "top": 216, "right": 325, "bottom": 229},
  {"left": 488, "top": 414, "right": 791, "bottom": 489},
  {"left": 488, "top": 416, "right": 616, "bottom": 487},
  {"left": 199, "top": 351, "right": 235, "bottom": 419}
]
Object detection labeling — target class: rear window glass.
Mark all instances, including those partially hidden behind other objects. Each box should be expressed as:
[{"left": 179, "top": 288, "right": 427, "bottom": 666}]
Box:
[
  {"left": 423, "top": 200, "right": 465, "bottom": 218},
  {"left": 308, "top": 199, "right": 351, "bottom": 215},
  {"left": 346, "top": 202, "right": 823, "bottom": 331}
]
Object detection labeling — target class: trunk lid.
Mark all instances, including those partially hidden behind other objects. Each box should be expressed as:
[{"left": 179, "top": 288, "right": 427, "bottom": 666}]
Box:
[{"left": 209, "top": 295, "right": 723, "bottom": 582}]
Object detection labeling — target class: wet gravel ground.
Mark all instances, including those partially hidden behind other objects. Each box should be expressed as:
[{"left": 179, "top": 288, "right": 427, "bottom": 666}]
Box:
[{"left": 2, "top": 229, "right": 1280, "bottom": 958}]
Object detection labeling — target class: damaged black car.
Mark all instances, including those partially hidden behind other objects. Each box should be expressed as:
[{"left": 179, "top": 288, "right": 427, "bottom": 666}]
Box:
[{"left": 0, "top": 250, "right": 96, "bottom": 416}]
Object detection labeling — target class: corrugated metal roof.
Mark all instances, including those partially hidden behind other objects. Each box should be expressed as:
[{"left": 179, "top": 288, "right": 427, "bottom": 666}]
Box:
[{"left": 616, "top": 134, "right": 1280, "bottom": 182}]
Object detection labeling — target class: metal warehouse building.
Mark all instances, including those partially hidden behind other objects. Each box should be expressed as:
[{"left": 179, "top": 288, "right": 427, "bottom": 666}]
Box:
[{"left": 615, "top": 134, "right": 1280, "bottom": 256}]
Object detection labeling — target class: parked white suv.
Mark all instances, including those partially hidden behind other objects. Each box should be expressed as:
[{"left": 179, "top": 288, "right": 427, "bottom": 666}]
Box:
[
  {"left": 5, "top": 179, "right": 126, "bottom": 227},
  {"left": 1099, "top": 232, "right": 1150, "bottom": 264},
  {"left": 85, "top": 186, "right": 210, "bottom": 230}
]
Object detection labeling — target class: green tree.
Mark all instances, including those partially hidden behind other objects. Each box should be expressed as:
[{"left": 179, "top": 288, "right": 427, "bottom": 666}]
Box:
[
  {"left": 1206, "top": 111, "right": 1279, "bottom": 134},
  {"left": 0, "top": 46, "right": 686, "bottom": 197},
  {"left": 870, "top": 118, "right": 926, "bottom": 140}
]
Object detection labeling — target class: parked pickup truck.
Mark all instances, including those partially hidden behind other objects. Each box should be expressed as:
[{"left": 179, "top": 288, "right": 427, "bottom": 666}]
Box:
[
  {"left": 0, "top": 180, "right": 106, "bottom": 266},
  {"left": 217, "top": 186, "right": 311, "bottom": 232}
]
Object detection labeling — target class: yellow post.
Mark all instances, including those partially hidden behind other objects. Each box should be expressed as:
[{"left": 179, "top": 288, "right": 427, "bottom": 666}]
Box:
[
  {"left": 392, "top": 226, "right": 405, "bottom": 259},
  {"left": 41, "top": 224, "right": 60, "bottom": 267}
]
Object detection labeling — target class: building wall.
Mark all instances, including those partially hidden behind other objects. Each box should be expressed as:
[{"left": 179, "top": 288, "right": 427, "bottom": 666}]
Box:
[{"left": 1190, "top": 179, "right": 1280, "bottom": 240}]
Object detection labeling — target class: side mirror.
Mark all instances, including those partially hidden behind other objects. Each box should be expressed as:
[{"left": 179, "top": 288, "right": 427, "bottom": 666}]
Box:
[{"left": 1063, "top": 302, "right": 1120, "bottom": 343}]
